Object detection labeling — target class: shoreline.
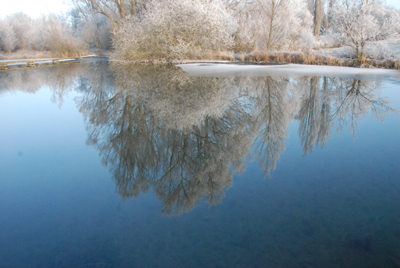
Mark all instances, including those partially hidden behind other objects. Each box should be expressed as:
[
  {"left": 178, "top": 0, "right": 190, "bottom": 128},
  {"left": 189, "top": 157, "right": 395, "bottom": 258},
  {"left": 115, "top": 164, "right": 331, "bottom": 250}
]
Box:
[
  {"left": 2, "top": 50, "right": 399, "bottom": 71},
  {"left": 109, "top": 51, "right": 400, "bottom": 70}
]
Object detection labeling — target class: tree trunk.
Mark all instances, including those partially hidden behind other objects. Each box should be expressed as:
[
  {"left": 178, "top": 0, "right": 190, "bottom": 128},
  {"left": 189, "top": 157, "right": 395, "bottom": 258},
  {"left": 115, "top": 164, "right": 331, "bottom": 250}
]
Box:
[
  {"left": 325, "top": 0, "right": 335, "bottom": 31},
  {"left": 314, "top": 0, "right": 324, "bottom": 36},
  {"left": 266, "top": 1, "right": 276, "bottom": 51}
]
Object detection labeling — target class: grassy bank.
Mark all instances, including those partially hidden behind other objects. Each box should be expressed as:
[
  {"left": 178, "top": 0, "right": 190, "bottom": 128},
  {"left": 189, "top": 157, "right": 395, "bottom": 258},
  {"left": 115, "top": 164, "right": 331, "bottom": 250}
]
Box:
[
  {"left": 110, "top": 51, "right": 400, "bottom": 70},
  {"left": 0, "top": 50, "right": 100, "bottom": 60},
  {"left": 217, "top": 51, "right": 400, "bottom": 70}
]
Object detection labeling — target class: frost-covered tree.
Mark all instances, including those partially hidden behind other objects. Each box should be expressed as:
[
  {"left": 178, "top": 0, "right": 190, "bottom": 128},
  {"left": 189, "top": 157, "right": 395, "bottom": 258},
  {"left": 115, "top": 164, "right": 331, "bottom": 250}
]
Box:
[
  {"left": 5, "top": 13, "right": 33, "bottom": 50},
  {"left": 0, "top": 12, "right": 90, "bottom": 55},
  {"left": 324, "top": 0, "right": 335, "bottom": 30},
  {"left": 67, "top": 8, "right": 112, "bottom": 54},
  {"left": 30, "top": 15, "right": 87, "bottom": 56},
  {"left": 81, "top": 14, "right": 112, "bottom": 54},
  {"left": 0, "top": 21, "right": 17, "bottom": 53},
  {"left": 230, "top": 0, "right": 255, "bottom": 52},
  {"left": 70, "top": 0, "right": 142, "bottom": 30},
  {"left": 331, "top": 0, "right": 399, "bottom": 62},
  {"left": 249, "top": 0, "right": 313, "bottom": 52},
  {"left": 308, "top": 0, "right": 325, "bottom": 35},
  {"left": 113, "top": 0, "right": 237, "bottom": 60}
]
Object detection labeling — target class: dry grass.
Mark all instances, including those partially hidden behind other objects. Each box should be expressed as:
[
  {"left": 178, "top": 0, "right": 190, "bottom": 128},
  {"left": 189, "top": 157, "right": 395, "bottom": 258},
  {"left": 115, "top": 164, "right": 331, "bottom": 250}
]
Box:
[
  {"left": 0, "top": 50, "right": 54, "bottom": 60},
  {"left": 217, "top": 51, "right": 236, "bottom": 61},
  {"left": 216, "top": 50, "right": 400, "bottom": 70},
  {"left": 0, "top": 49, "right": 94, "bottom": 60},
  {"left": 114, "top": 51, "right": 400, "bottom": 69}
]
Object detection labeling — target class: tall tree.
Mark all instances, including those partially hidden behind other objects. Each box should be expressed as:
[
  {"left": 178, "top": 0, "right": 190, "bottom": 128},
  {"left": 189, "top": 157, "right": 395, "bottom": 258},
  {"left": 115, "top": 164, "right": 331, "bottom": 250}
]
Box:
[
  {"left": 314, "top": 0, "right": 324, "bottom": 35},
  {"left": 308, "top": 0, "right": 325, "bottom": 36},
  {"left": 0, "top": 21, "right": 18, "bottom": 53},
  {"left": 253, "top": 0, "right": 312, "bottom": 51},
  {"left": 325, "top": 0, "right": 337, "bottom": 30},
  {"left": 332, "top": 0, "right": 398, "bottom": 62},
  {"left": 70, "top": 0, "right": 139, "bottom": 30}
]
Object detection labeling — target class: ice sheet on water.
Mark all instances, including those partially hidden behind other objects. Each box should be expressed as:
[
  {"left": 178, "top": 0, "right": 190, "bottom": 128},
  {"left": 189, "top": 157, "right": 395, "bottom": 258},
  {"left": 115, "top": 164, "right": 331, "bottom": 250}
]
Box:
[{"left": 176, "top": 63, "right": 400, "bottom": 82}]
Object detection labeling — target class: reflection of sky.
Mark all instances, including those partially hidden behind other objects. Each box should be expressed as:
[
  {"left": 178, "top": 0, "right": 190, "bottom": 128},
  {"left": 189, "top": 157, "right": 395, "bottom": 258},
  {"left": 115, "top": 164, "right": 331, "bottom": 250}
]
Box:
[{"left": 1, "top": 63, "right": 400, "bottom": 267}]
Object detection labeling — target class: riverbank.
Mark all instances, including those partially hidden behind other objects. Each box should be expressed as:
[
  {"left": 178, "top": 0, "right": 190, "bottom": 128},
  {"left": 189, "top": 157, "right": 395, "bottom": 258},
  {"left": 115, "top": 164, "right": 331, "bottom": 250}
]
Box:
[
  {"left": 3, "top": 48, "right": 399, "bottom": 71},
  {"left": 0, "top": 50, "right": 107, "bottom": 61},
  {"left": 0, "top": 55, "right": 101, "bottom": 72},
  {"left": 110, "top": 51, "right": 400, "bottom": 70},
  {"left": 110, "top": 40, "right": 400, "bottom": 70},
  {"left": 218, "top": 50, "right": 400, "bottom": 70}
]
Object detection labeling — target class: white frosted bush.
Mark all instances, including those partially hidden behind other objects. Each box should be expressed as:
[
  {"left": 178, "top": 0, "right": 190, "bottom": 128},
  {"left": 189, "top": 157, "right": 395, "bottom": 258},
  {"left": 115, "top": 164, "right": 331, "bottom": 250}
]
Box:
[
  {"left": 113, "top": 0, "right": 238, "bottom": 60},
  {"left": 31, "top": 15, "right": 87, "bottom": 56},
  {"left": 330, "top": 0, "right": 399, "bottom": 61},
  {"left": 0, "top": 21, "right": 18, "bottom": 53},
  {"left": 233, "top": 0, "right": 313, "bottom": 53}
]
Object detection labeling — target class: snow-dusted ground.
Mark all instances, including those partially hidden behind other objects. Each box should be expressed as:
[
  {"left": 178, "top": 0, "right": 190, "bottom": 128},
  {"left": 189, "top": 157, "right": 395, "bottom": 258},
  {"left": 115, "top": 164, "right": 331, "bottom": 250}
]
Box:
[
  {"left": 0, "top": 55, "right": 98, "bottom": 63},
  {"left": 314, "top": 39, "right": 400, "bottom": 60},
  {"left": 0, "top": 58, "right": 56, "bottom": 63},
  {"left": 177, "top": 63, "right": 400, "bottom": 82}
]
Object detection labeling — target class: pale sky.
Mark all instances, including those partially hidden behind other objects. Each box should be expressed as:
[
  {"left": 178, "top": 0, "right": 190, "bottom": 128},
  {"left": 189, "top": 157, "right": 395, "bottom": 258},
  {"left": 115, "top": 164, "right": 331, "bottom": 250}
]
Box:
[
  {"left": 386, "top": 0, "right": 400, "bottom": 9},
  {"left": 0, "top": 0, "right": 399, "bottom": 19},
  {"left": 0, "top": 0, "right": 72, "bottom": 19}
]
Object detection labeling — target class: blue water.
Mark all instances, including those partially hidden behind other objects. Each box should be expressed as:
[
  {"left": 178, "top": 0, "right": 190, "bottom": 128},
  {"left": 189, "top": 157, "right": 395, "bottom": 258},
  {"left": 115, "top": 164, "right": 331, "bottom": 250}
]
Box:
[{"left": 0, "top": 61, "right": 400, "bottom": 268}]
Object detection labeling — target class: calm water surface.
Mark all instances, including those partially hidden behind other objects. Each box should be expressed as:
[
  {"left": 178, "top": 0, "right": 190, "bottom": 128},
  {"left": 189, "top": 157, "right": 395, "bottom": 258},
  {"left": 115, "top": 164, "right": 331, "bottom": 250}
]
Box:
[{"left": 0, "top": 60, "right": 400, "bottom": 268}]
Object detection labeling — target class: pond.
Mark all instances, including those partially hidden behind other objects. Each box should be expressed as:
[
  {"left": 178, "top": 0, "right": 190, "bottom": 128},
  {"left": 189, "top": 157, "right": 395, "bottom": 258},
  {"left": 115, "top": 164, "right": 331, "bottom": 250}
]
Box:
[{"left": 0, "top": 59, "right": 400, "bottom": 268}]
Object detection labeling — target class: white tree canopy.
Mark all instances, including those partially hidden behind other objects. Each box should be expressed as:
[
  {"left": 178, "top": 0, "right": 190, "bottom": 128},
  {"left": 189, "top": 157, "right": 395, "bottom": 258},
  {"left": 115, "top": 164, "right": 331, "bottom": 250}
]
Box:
[
  {"left": 331, "top": 0, "right": 399, "bottom": 61},
  {"left": 113, "top": 0, "right": 238, "bottom": 60}
]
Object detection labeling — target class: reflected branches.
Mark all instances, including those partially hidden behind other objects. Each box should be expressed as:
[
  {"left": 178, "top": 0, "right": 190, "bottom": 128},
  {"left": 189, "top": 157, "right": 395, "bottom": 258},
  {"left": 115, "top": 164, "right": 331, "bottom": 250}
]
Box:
[
  {"left": 332, "top": 79, "right": 395, "bottom": 138},
  {"left": 0, "top": 62, "right": 98, "bottom": 106},
  {"left": 11, "top": 61, "right": 394, "bottom": 215},
  {"left": 296, "top": 76, "right": 396, "bottom": 154},
  {"left": 252, "top": 76, "right": 291, "bottom": 176},
  {"left": 76, "top": 64, "right": 258, "bottom": 215},
  {"left": 74, "top": 63, "right": 396, "bottom": 214}
]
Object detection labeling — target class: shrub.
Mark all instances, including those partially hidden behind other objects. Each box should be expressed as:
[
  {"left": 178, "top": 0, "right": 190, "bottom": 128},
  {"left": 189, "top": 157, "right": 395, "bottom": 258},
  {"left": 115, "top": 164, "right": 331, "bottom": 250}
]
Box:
[{"left": 113, "top": 0, "right": 237, "bottom": 60}]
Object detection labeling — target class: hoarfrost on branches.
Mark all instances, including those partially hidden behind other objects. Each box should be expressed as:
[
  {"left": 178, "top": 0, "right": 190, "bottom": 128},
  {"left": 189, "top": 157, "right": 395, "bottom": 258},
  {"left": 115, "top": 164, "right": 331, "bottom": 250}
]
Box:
[
  {"left": 113, "top": 0, "right": 238, "bottom": 60},
  {"left": 330, "top": 0, "right": 399, "bottom": 62}
]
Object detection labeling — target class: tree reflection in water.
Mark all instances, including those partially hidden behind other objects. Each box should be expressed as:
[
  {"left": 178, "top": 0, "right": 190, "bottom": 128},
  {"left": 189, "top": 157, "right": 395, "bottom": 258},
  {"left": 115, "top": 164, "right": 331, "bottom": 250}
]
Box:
[
  {"left": 76, "top": 64, "right": 258, "bottom": 215},
  {"left": 56, "top": 62, "right": 395, "bottom": 215},
  {"left": 296, "top": 77, "right": 396, "bottom": 155}
]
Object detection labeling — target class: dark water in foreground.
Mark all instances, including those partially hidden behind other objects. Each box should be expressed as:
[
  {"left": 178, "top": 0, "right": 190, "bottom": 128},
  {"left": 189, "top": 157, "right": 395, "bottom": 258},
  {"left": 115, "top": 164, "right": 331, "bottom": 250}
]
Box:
[{"left": 0, "top": 60, "right": 400, "bottom": 268}]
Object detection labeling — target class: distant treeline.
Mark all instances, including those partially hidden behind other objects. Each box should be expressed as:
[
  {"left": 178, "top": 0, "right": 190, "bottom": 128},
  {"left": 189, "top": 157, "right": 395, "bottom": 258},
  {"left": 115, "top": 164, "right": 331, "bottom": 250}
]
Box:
[
  {"left": 1, "top": 0, "right": 400, "bottom": 62},
  {"left": 0, "top": 11, "right": 112, "bottom": 57}
]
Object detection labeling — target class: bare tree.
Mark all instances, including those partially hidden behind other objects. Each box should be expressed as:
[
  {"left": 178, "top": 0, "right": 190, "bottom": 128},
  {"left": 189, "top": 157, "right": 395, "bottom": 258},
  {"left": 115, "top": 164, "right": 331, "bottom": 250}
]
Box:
[
  {"left": 230, "top": 0, "right": 256, "bottom": 52},
  {"left": 0, "top": 21, "right": 17, "bottom": 53},
  {"left": 5, "top": 13, "right": 33, "bottom": 50},
  {"left": 81, "top": 14, "right": 112, "bottom": 54},
  {"left": 70, "top": 0, "right": 144, "bottom": 30},
  {"left": 331, "top": 0, "right": 399, "bottom": 62},
  {"left": 33, "top": 14, "right": 87, "bottom": 56},
  {"left": 324, "top": 0, "right": 337, "bottom": 31},
  {"left": 251, "top": 0, "right": 313, "bottom": 52},
  {"left": 312, "top": 0, "right": 325, "bottom": 36}
]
